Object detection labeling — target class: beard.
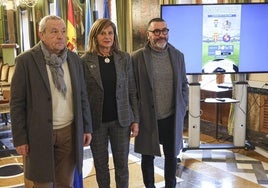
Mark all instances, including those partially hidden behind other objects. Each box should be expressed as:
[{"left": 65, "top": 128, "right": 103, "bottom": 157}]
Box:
[{"left": 151, "top": 37, "right": 168, "bottom": 50}]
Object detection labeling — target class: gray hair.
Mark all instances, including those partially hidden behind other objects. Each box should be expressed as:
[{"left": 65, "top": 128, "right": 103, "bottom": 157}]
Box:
[{"left": 39, "top": 15, "right": 65, "bottom": 33}]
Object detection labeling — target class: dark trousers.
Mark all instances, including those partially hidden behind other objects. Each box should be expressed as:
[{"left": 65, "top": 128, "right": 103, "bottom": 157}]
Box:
[
  {"left": 141, "top": 115, "right": 177, "bottom": 188},
  {"left": 90, "top": 120, "right": 130, "bottom": 188}
]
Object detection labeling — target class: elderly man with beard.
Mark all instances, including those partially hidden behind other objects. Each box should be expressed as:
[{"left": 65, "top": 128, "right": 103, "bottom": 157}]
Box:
[{"left": 131, "top": 18, "right": 189, "bottom": 188}]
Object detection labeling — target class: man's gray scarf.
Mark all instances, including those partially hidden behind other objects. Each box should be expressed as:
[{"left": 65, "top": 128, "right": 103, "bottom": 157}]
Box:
[{"left": 41, "top": 43, "right": 68, "bottom": 97}]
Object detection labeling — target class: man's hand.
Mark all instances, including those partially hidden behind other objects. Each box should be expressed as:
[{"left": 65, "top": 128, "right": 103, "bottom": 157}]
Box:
[
  {"left": 84, "top": 133, "right": 92, "bottom": 146},
  {"left": 130, "top": 123, "right": 139, "bottom": 137},
  {"left": 16, "top": 144, "right": 29, "bottom": 156}
]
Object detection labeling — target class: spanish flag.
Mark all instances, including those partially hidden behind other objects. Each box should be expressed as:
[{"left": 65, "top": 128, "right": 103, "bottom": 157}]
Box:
[{"left": 67, "top": 0, "right": 77, "bottom": 52}]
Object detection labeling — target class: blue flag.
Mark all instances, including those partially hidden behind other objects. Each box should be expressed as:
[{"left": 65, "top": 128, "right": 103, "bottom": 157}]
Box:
[
  {"left": 73, "top": 168, "right": 83, "bottom": 188},
  {"left": 85, "top": 0, "right": 92, "bottom": 50},
  {"left": 103, "top": 0, "right": 110, "bottom": 18},
  {"left": 54, "top": 0, "right": 60, "bottom": 16}
]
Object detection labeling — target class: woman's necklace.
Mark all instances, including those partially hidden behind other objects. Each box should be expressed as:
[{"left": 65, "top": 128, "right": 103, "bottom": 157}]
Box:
[
  {"left": 99, "top": 51, "right": 111, "bottom": 64},
  {"left": 104, "top": 56, "right": 110, "bottom": 63}
]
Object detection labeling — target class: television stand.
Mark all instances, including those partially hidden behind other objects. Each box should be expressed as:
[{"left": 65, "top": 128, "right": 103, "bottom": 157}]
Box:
[
  {"left": 184, "top": 74, "right": 250, "bottom": 151},
  {"left": 182, "top": 143, "right": 245, "bottom": 151},
  {"left": 203, "top": 97, "right": 239, "bottom": 139}
]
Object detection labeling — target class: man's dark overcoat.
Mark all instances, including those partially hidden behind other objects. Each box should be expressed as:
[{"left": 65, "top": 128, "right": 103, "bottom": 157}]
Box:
[
  {"left": 131, "top": 43, "right": 189, "bottom": 157},
  {"left": 10, "top": 42, "right": 92, "bottom": 182}
]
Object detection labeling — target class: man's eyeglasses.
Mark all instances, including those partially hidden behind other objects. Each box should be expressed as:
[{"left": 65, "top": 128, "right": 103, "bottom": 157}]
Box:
[{"left": 147, "top": 28, "right": 169, "bottom": 36}]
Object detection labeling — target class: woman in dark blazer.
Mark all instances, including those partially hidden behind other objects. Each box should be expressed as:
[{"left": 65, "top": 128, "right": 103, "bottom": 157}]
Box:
[{"left": 81, "top": 18, "right": 139, "bottom": 188}]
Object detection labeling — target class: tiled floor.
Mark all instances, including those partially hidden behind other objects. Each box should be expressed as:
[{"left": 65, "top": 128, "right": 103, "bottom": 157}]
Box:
[
  {"left": 178, "top": 146, "right": 268, "bottom": 188},
  {"left": 0, "top": 120, "right": 268, "bottom": 188}
]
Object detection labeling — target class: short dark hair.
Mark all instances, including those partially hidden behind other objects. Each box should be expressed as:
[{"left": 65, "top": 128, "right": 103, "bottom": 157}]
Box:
[{"left": 147, "top": 18, "right": 166, "bottom": 28}]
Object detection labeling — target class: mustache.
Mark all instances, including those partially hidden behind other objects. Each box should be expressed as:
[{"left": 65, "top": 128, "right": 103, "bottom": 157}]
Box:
[
  {"left": 155, "top": 37, "right": 168, "bottom": 42},
  {"left": 158, "top": 37, "right": 167, "bottom": 40}
]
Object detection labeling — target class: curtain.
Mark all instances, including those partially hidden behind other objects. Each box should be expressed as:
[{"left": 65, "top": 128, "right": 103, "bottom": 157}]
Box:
[
  {"left": 116, "top": 0, "right": 131, "bottom": 52},
  {"left": 160, "top": 0, "right": 178, "bottom": 4}
]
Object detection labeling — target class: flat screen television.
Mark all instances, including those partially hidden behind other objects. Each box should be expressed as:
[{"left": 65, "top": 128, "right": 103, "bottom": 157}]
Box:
[{"left": 161, "top": 3, "right": 268, "bottom": 75}]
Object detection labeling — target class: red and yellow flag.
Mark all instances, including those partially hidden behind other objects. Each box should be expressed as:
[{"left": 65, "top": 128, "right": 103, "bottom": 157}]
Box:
[{"left": 67, "top": 0, "right": 77, "bottom": 52}]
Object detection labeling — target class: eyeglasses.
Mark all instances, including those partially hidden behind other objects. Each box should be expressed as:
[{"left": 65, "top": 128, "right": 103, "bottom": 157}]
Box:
[{"left": 147, "top": 28, "right": 169, "bottom": 36}]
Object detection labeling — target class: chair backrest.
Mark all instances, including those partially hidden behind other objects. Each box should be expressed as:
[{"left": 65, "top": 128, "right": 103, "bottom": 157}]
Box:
[
  {"left": 0, "top": 61, "right": 3, "bottom": 72},
  {"left": 7, "top": 65, "right": 15, "bottom": 83},
  {"left": 2, "top": 89, "right": 10, "bottom": 100},
  {"left": 0, "top": 64, "right": 9, "bottom": 81}
]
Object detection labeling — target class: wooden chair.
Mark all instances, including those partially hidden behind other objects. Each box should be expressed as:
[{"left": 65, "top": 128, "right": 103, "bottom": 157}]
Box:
[
  {"left": 0, "top": 90, "right": 10, "bottom": 125},
  {"left": 2, "top": 89, "right": 10, "bottom": 101},
  {"left": 1, "top": 65, "right": 14, "bottom": 90},
  {"left": 0, "top": 61, "right": 3, "bottom": 73},
  {"left": 7, "top": 65, "right": 14, "bottom": 84},
  {"left": 0, "top": 64, "right": 9, "bottom": 82}
]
